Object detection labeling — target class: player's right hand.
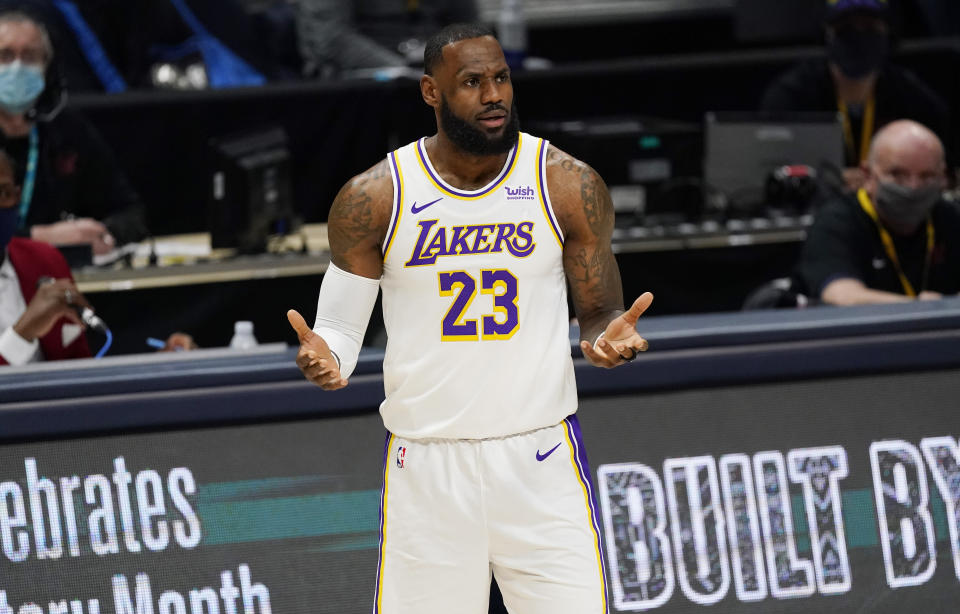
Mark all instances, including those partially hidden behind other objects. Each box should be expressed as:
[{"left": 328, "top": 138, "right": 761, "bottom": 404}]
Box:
[{"left": 287, "top": 309, "right": 348, "bottom": 390}]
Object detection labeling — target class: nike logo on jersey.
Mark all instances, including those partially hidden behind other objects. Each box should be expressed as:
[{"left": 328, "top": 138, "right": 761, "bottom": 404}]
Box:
[
  {"left": 536, "top": 443, "right": 562, "bottom": 462},
  {"left": 411, "top": 198, "right": 443, "bottom": 214}
]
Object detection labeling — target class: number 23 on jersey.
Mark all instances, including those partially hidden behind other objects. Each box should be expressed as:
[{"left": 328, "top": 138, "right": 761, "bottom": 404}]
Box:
[{"left": 439, "top": 269, "right": 518, "bottom": 341}]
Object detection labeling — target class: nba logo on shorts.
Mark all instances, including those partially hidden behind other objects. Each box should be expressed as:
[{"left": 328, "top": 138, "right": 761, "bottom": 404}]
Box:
[{"left": 396, "top": 446, "right": 407, "bottom": 468}]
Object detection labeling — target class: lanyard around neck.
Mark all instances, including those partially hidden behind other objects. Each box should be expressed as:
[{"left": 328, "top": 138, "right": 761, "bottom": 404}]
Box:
[
  {"left": 16, "top": 125, "right": 39, "bottom": 229},
  {"left": 857, "top": 188, "right": 934, "bottom": 298},
  {"left": 838, "top": 96, "right": 875, "bottom": 166}
]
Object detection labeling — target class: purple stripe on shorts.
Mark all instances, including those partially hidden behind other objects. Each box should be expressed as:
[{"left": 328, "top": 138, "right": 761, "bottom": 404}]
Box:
[
  {"left": 565, "top": 414, "right": 610, "bottom": 613},
  {"left": 373, "top": 431, "right": 392, "bottom": 614}
]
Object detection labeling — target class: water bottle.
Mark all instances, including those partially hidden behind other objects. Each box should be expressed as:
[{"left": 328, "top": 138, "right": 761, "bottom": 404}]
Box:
[
  {"left": 498, "top": 0, "right": 527, "bottom": 71},
  {"left": 229, "top": 320, "right": 258, "bottom": 350}
]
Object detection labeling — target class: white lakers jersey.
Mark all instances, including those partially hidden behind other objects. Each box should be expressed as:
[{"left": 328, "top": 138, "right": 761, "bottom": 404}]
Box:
[{"left": 379, "top": 132, "right": 578, "bottom": 439}]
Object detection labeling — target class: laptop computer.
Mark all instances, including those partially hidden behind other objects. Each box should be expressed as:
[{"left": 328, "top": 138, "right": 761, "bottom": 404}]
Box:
[{"left": 703, "top": 111, "right": 845, "bottom": 213}]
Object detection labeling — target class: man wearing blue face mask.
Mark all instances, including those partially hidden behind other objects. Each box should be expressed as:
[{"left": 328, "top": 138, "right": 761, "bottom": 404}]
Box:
[
  {"left": 796, "top": 119, "right": 960, "bottom": 305},
  {"left": 760, "top": 0, "right": 950, "bottom": 192},
  {"left": 0, "top": 10, "right": 147, "bottom": 256}
]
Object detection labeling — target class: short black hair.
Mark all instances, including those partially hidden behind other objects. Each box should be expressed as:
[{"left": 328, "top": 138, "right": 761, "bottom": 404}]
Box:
[{"left": 424, "top": 23, "right": 496, "bottom": 76}]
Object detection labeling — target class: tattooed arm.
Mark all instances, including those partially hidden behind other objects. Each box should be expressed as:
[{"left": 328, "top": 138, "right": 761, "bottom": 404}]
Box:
[
  {"left": 327, "top": 158, "right": 396, "bottom": 278},
  {"left": 546, "top": 145, "right": 653, "bottom": 368},
  {"left": 287, "top": 159, "right": 394, "bottom": 389}
]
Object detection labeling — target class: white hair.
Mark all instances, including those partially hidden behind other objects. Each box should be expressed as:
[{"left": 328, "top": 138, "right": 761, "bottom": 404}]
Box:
[{"left": 0, "top": 11, "right": 55, "bottom": 66}]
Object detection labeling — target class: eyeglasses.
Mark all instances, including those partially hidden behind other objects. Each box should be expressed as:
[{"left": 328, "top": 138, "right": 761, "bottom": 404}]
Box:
[{"left": 0, "top": 47, "right": 46, "bottom": 66}]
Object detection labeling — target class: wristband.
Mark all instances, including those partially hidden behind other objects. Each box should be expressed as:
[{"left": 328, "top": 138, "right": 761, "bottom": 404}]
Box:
[
  {"left": 312, "top": 262, "right": 379, "bottom": 378},
  {"left": 592, "top": 331, "right": 605, "bottom": 351}
]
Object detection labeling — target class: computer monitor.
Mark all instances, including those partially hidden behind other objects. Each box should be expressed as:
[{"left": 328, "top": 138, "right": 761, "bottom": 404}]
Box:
[
  {"left": 703, "top": 111, "right": 844, "bottom": 213},
  {"left": 207, "top": 127, "right": 296, "bottom": 253},
  {"left": 528, "top": 116, "right": 702, "bottom": 222}
]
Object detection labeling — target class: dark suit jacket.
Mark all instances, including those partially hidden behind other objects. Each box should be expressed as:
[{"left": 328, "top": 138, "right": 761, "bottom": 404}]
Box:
[{"left": 0, "top": 237, "right": 92, "bottom": 365}]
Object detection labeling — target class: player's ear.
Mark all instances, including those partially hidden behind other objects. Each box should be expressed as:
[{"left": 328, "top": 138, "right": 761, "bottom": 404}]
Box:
[{"left": 421, "top": 75, "right": 439, "bottom": 109}]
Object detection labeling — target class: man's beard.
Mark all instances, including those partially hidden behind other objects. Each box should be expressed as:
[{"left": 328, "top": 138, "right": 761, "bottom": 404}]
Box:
[{"left": 440, "top": 95, "right": 520, "bottom": 156}]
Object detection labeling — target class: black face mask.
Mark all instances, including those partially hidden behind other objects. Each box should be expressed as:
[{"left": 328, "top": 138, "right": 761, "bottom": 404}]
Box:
[{"left": 827, "top": 28, "right": 888, "bottom": 79}]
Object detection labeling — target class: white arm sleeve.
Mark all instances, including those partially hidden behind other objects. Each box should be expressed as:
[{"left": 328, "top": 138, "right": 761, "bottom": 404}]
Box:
[{"left": 312, "top": 262, "right": 380, "bottom": 379}]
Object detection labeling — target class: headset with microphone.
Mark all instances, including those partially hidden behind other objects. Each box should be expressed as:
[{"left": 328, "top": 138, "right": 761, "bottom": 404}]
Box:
[
  {"left": 25, "top": 49, "right": 68, "bottom": 123},
  {"left": 26, "top": 75, "right": 67, "bottom": 123}
]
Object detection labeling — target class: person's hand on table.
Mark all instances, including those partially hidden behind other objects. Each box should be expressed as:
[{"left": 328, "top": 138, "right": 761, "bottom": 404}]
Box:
[
  {"left": 31, "top": 218, "right": 116, "bottom": 255},
  {"left": 161, "top": 332, "right": 198, "bottom": 352}
]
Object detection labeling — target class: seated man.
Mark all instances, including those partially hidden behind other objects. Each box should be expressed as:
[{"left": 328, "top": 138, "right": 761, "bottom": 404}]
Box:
[
  {"left": 0, "top": 10, "right": 148, "bottom": 254},
  {"left": 760, "top": 0, "right": 950, "bottom": 190},
  {"left": 796, "top": 119, "right": 959, "bottom": 305}
]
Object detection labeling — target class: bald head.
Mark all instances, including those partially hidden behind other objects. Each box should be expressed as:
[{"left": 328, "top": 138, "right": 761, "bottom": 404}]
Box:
[
  {"left": 868, "top": 120, "right": 944, "bottom": 172},
  {"left": 865, "top": 120, "right": 946, "bottom": 194},
  {"left": 863, "top": 120, "right": 947, "bottom": 234}
]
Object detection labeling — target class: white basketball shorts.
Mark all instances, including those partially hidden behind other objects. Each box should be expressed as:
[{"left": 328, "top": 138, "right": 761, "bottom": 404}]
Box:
[{"left": 373, "top": 414, "right": 608, "bottom": 614}]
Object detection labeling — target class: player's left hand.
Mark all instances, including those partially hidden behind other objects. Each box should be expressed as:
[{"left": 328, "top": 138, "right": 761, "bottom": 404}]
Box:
[{"left": 580, "top": 292, "right": 653, "bottom": 368}]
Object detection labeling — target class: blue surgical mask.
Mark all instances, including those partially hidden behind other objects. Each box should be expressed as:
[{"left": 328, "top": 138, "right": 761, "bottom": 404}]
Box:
[
  {"left": 0, "top": 207, "right": 17, "bottom": 252},
  {"left": 0, "top": 61, "right": 45, "bottom": 114}
]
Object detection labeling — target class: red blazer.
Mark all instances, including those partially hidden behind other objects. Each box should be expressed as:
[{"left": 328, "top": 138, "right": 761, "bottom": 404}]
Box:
[{"left": 1, "top": 238, "right": 92, "bottom": 365}]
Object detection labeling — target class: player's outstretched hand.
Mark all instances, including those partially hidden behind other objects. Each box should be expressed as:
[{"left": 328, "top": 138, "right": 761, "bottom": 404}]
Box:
[
  {"left": 287, "top": 309, "right": 348, "bottom": 390},
  {"left": 580, "top": 292, "right": 653, "bottom": 369}
]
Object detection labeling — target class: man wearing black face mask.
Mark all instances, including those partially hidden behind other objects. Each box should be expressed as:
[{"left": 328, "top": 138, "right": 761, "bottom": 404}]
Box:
[
  {"left": 796, "top": 120, "right": 960, "bottom": 305},
  {"left": 760, "top": 0, "right": 950, "bottom": 191}
]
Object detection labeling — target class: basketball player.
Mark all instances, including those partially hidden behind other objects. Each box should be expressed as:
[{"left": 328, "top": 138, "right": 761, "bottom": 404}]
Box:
[{"left": 288, "top": 23, "right": 652, "bottom": 614}]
